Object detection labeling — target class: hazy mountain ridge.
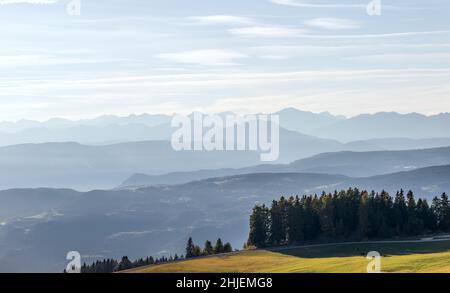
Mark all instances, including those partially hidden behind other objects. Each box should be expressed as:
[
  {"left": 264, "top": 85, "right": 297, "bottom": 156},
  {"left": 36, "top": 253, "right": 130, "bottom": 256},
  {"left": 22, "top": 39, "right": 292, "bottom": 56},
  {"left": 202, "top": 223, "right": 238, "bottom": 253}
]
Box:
[
  {"left": 314, "top": 112, "right": 450, "bottom": 141},
  {"left": 0, "top": 113, "right": 172, "bottom": 133},
  {"left": 275, "top": 107, "right": 345, "bottom": 134},
  {"left": 0, "top": 123, "right": 174, "bottom": 146},
  {"left": 1, "top": 109, "right": 449, "bottom": 146},
  {"left": 3, "top": 132, "right": 450, "bottom": 191},
  {"left": 0, "top": 128, "right": 361, "bottom": 190},
  {"left": 120, "top": 146, "right": 450, "bottom": 188},
  {"left": 0, "top": 128, "right": 340, "bottom": 190},
  {"left": 0, "top": 141, "right": 261, "bottom": 191}
]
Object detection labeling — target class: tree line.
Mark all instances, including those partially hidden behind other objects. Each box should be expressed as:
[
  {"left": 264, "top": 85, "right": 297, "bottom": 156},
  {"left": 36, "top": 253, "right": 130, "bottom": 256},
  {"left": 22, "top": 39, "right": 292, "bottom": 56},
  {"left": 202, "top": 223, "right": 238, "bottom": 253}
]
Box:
[
  {"left": 248, "top": 188, "right": 450, "bottom": 248},
  {"left": 81, "top": 254, "right": 183, "bottom": 273},
  {"left": 185, "top": 237, "right": 233, "bottom": 258},
  {"left": 80, "top": 237, "right": 233, "bottom": 273}
]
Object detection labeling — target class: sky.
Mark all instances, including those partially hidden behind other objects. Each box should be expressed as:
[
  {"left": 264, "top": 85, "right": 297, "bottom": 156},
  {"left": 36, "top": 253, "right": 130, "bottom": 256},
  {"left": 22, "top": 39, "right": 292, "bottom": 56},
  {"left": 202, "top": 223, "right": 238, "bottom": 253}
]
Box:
[{"left": 0, "top": 0, "right": 449, "bottom": 121}]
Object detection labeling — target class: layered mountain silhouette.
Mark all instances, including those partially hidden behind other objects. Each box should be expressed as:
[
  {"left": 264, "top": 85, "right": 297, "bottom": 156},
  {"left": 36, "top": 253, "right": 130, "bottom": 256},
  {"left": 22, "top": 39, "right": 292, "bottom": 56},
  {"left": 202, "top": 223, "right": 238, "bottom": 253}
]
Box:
[
  {"left": 1, "top": 109, "right": 450, "bottom": 146},
  {"left": 313, "top": 112, "right": 450, "bottom": 141},
  {"left": 0, "top": 128, "right": 366, "bottom": 190},
  {"left": 120, "top": 146, "right": 450, "bottom": 188},
  {"left": 2, "top": 132, "right": 450, "bottom": 191}
]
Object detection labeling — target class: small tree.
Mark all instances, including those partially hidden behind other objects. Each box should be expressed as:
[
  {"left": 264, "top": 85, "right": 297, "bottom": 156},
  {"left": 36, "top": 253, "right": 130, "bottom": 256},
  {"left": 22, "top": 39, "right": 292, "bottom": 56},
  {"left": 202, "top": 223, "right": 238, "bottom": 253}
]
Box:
[
  {"left": 194, "top": 245, "right": 202, "bottom": 257},
  {"left": 185, "top": 237, "right": 196, "bottom": 258},
  {"left": 439, "top": 193, "right": 450, "bottom": 231},
  {"left": 214, "top": 238, "right": 224, "bottom": 254},
  {"left": 223, "top": 242, "right": 233, "bottom": 253},
  {"left": 248, "top": 205, "right": 269, "bottom": 247},
  {"left": 203, "top": 240, "right": 214, "bottom": 255},
  {"left": 114, "top": 256, "right": 133, "bottom": 272}
]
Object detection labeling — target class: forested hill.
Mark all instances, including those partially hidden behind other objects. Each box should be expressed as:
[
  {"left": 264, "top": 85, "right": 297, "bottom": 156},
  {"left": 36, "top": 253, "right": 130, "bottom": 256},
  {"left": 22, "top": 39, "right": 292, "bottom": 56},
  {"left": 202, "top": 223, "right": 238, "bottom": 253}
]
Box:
[{"left": 248, "top": 188, "right": 450, "bottom": 248}]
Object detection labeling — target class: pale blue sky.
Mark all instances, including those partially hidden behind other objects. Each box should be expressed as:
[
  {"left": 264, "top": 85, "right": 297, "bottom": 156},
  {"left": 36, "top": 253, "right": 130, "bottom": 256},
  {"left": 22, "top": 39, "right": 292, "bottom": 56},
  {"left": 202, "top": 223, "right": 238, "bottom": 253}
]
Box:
[{"left": 0, "top": 0, "right": 449, "bottom": 121}]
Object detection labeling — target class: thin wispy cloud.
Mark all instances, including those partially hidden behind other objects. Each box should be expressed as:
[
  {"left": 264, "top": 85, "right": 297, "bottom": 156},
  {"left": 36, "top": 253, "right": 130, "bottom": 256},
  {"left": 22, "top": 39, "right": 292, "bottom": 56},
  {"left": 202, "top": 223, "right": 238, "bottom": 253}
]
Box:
[
  {"left": 299, "top": 30, "right": 450, "bottom": 39},
  {"left": 346, "top": 52, "right": 450, "bottom": 63},
  {"left": 229, "top": 26, "right": 450, "bottom": 39},
  {"left": 187, "top": 15, "right": 255, "bottom": 26},
  {"left": 155, "top": 49, "right": 247, "bottom": 66},
  {"left": 269, "top": 0, "right": 363, "bottom": 9},
  {"left": 2, "top": 68, "right": 450, "bottom": 119},
  {"left": 269, "top": 0, "right": 418, "bottom": 11},
  {"left": 4, "top": 69, "right": 450, "bottom": 91},
  {"left": 304, "top": 18, "right": 360, "bottom": 30},
  {"left": 0, "top": 0, "right": 57, "bottom": 4},
  {"left": 0, "top": 53, "right": 126, "bottom": 68},
  {"left": 229, "top": 26, "right": 307, "bottom": 38},
  {"left": 251, "top": 43, "right": 450, "bottom": 59},
  {"left": 1, "top": 0, "right": 449, "bottom": 119}
]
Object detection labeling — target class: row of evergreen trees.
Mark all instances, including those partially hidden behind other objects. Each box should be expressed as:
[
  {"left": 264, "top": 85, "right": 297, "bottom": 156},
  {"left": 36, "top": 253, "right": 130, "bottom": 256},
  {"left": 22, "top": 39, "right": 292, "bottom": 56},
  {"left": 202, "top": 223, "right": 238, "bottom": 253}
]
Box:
[
  {"left": 248, "top": 188, "right": 450, "bottom": 247},
  {"left": 81, "top": 237, "right": 233, "bottom": 273},
  {"left": 81, "top": 254, "right": 183, "bottom": 273},
  {"left": 186, "top": 237, "right": 233, "bottom": 258}
]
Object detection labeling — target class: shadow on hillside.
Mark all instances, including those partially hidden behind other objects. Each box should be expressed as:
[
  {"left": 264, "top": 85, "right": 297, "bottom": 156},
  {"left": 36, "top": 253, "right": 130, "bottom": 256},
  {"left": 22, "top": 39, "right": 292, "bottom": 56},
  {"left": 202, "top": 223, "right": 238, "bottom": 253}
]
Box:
[{"left": 267, "top": 240, "right": 450, "bottom": 259}]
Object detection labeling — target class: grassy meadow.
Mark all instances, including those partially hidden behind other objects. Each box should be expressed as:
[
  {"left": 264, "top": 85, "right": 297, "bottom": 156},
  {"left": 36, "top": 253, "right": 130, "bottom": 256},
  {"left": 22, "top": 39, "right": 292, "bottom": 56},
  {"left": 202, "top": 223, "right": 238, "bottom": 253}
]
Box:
[{"left": 127, "top": 240, "right": 450, "bottom": 273}]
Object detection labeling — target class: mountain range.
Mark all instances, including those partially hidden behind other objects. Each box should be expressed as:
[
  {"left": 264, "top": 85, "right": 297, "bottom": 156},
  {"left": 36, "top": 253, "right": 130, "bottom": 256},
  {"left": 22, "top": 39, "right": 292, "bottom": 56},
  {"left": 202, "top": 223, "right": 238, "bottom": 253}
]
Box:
[{"left": 1, "top": 109, "right": 450, "bottom": 146}]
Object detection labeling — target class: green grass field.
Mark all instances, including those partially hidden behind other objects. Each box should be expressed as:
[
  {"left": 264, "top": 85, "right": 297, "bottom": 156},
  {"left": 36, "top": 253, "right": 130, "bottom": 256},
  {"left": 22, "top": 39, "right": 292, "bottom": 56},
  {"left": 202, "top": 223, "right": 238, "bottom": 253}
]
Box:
[{"left": 127, "top": 240, "right": 450, "bottom": 273}]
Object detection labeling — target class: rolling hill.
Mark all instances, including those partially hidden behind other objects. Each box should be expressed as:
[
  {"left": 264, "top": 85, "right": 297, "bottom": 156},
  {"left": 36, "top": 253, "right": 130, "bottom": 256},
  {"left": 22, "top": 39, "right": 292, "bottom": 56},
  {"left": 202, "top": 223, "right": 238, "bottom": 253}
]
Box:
[{"left": 128, "top": 239, "right": 450, "bottom": 273}]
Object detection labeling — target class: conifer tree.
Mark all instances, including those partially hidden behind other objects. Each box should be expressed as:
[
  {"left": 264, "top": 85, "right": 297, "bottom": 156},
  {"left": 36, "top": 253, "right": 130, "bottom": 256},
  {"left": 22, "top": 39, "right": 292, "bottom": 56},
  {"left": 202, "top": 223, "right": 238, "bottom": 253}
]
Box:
[
  {"left": 185, "top": 237, "right": 196, "bottom": 258},
  {"left": 114, "top": 256, "right": 133, "bottom": 272},
  {"left": 223, "top": 242, "right": 233, "bottom": 253},
  {"left": 203, "top": 240, "right": 214, "bottom": 255},
  {"left": 194, "top": 245, "right": 202, "bottom": 257},
  {"left": 248, "top": 204, "right": 269, "bottom": 247},
  {"left": 269, "top": 200, "right": 284, "bottom": 245},
  {"left": 214, "top": 238, "right": 224, "bottom": 254}
]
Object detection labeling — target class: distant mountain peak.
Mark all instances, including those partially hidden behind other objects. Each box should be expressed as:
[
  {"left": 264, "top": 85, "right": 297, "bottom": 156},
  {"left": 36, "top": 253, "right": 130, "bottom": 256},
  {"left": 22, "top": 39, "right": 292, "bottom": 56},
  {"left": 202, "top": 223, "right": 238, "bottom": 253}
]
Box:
[{"left": 319, "top": 111, "right": 346, "bottom": 120}]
